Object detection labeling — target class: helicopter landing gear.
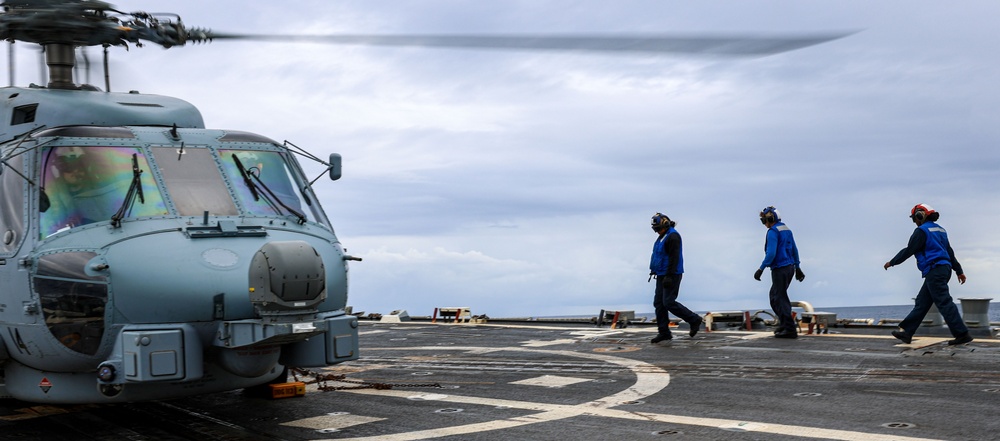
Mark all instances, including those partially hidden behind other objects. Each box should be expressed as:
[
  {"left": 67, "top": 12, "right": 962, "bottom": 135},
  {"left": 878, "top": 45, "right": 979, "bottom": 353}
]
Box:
[{"left": 243, "top": 366, "right": 289, "bottom": 399}]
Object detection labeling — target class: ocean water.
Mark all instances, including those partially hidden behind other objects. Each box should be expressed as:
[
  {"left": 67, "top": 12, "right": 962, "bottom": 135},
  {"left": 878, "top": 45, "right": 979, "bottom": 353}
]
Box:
[
  {"left": 816, "top": 303, "right": 1000, "bottom": 322},
  {"left": 624, "top": 302, "right": 1000, "bottom": 323}
]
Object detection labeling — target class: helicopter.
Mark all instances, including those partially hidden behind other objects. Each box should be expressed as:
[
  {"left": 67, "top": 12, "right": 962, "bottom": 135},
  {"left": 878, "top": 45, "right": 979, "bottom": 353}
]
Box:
[{"left": 0, "top": 0, "right": 848, "bottom": 404}]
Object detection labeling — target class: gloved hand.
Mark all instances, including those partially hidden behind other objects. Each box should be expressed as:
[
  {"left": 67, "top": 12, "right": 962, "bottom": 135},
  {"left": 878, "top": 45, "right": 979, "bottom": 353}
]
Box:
[
  {"left": 648, "top": 271, "right": 654, "bottom": 282},
  {"left": 753, "top": 268, "right": 763, "bottom": 281},
  {"left": 795, "top": 267, "right": 806, "bottom": 282}
]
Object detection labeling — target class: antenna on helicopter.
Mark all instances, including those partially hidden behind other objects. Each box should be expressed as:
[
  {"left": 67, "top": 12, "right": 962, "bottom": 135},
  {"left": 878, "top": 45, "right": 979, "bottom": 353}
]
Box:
[
  {"left": 78, "top": 46, "right": 90, "bottom": 86},
  {"left": 6, "top": 41, "right": 12, "bottom": 87},
  {"left": 102, "top": 45, "right": 110, "bottom": 91}
]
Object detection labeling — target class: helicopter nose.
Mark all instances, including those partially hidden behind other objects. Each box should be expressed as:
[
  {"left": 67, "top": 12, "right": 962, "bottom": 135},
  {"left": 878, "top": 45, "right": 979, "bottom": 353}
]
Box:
[{"left": 248, "top": 240, "right": 327, "bottom": 315}]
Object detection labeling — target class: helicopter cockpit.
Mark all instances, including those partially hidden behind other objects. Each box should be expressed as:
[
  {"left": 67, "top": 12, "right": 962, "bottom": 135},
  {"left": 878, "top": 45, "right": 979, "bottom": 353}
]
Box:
[{"left": 37, "top": 133, "right": 324, "bottom": 240}]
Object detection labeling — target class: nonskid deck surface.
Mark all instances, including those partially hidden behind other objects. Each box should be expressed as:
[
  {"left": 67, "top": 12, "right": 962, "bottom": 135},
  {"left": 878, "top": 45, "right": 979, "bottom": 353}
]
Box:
[{"left": 2, "top": 321, "right": 999, "bottom": 440}]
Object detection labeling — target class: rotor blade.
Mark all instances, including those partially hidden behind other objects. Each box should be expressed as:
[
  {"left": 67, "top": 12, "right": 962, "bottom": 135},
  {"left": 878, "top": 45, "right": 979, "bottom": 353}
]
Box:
[{"left": 198, "top": 32, "right": 855, "bottom": 56}]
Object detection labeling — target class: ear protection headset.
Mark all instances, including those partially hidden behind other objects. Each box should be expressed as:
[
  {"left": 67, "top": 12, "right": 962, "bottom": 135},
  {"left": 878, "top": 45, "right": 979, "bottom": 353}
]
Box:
[
  {"left": 651, "top": 212, "right": 671, "bottom": 231},
  {"left": 759, "top": 206, "right": 780, "bottom": 225}
]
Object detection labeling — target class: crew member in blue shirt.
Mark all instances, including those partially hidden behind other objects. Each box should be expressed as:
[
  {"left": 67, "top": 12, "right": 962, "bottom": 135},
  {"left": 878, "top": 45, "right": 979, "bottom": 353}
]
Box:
[
  {"left": 884, "top": 204, "right": 972, "bottom": 346},
  {"left": 649, "top": 213, "right": 703, "bottom": 343},
  {"left": 754, "top": 206, "right": 805, "bottom": 339}
]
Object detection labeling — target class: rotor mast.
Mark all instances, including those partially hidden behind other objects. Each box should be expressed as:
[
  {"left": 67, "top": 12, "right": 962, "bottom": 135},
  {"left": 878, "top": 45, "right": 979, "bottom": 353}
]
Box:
[{"left": 44, "top": 43, "right": 75, "bottom": 89}]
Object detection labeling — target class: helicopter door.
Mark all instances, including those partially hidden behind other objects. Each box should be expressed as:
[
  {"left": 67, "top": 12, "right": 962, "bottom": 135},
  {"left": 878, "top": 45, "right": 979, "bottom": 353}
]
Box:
[{"left": 0, "top": 153, "right": 26, "bottom": 254}]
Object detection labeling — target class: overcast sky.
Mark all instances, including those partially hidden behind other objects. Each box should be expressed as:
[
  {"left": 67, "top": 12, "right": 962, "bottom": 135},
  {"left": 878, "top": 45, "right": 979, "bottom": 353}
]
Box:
[{"left": 21, "top": 1, "right": 999, "bottom": 318}]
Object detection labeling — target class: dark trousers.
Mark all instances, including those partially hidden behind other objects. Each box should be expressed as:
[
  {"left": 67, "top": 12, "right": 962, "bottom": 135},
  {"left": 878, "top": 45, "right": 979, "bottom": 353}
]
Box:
[
  {"left": 653, "top": 274, "right": 700, "bottom": 336},
  {"left": 769, "top": 265, "right": 796, "bottom": 333},
  {"left": 898, "top": 265, "right": 968, "bottom": 338}
]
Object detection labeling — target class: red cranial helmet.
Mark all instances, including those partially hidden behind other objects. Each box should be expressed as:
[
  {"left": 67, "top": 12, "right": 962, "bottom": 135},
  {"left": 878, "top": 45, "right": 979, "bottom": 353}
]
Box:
[{"left": 910, "top": 203, "right": 936, "bottom": 222}]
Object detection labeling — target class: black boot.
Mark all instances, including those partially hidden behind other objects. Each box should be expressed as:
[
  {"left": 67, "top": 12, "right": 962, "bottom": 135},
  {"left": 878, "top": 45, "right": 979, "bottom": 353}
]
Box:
[
  {"left": 891, "top": 329, "right": 912, "bottom": 344},
  {"left": 947, "top": 333, "right": 973, "bottom": 346},
  {"left": 774, "top": 329, "right": 798, "bottom": 339},
  {"left": 688, "top": 318, "right": 703, "bottom": 338},
  {"left": 650, "top": 334, "right": 673, "bottom": 343}
]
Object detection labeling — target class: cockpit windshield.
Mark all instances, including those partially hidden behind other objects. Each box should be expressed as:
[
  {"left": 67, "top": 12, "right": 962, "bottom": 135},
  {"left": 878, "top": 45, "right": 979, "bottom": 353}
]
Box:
[
  {"left": 39, "top": 146, "right": 168, "bottom": 238},
  {"left": 38, "top": 145, "right": 324, "bottom": 238},
  {"left": 220, "top": 149, "right": 313, "bottom": 222},
  {"left": 151, "top": 147, "right": 239, "bottom": 216}
]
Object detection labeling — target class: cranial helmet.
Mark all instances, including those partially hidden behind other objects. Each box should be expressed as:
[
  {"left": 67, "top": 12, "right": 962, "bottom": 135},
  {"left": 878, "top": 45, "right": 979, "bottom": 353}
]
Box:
[
  {"left": 53, "top": 146, "right": 87, "bottom": 174},
  {"left": 759, "top": 206, "right": 781, "bottom": 225},
  {"left": 651, "top": 212, "right": 671, "bottom": 231},
  {"left": 910, "top": 203, "right": 937, "bottom": 222}
]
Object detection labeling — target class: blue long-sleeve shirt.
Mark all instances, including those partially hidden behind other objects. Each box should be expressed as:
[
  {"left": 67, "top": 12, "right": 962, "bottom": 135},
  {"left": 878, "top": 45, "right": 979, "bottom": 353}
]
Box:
[{"left": 759, "top": 222, "right": 800, "bottom": 270}]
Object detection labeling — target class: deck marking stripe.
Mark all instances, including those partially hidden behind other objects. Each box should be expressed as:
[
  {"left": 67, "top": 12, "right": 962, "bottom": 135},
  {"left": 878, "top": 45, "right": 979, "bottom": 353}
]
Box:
[
  {"left": 280, "top": 414, "right": 385, "bottom": 430},
  {"left": 519, "top": 339, "right": 577, "bottom": 347},
  {"left": 509, "top": 374, "right": 593, "bottom": 387}
]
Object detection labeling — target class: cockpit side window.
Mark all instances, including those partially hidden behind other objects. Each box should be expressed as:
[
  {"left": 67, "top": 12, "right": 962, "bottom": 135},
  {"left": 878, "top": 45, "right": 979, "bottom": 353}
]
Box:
[
  {"left": 34, "top": 251, "right": 107, "bottom": 356},
  {"left": 0, "top": 153, "right": 25, "bottom": 254},
  {"left": 39, "top": 146, "right": 168, "bottom": 238},
  {"left": 220, "top": 149, "right": 313, "bottom": 222},
  {"left": 151, "top": 147, "right": 238, "bottom": 216}
]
